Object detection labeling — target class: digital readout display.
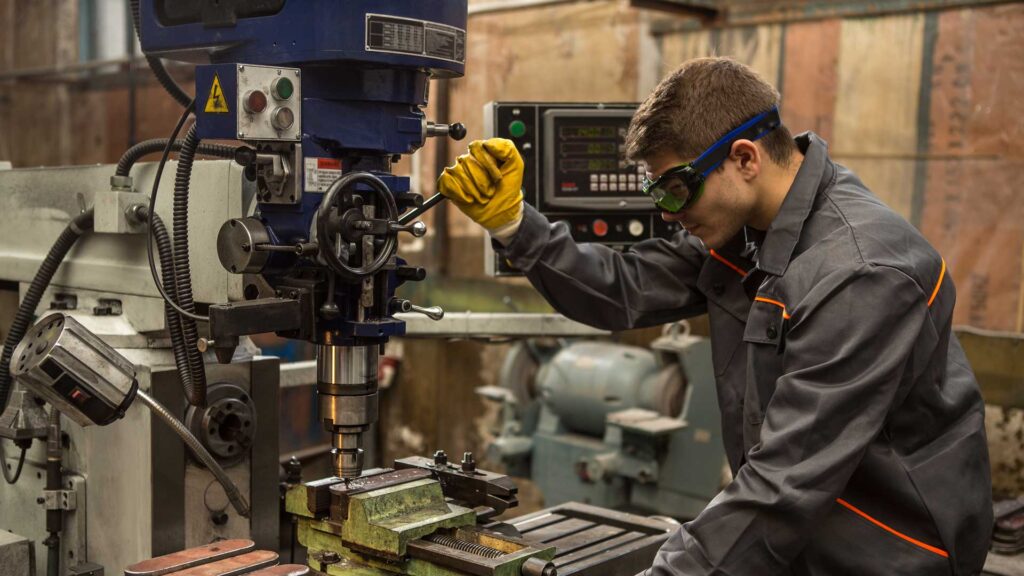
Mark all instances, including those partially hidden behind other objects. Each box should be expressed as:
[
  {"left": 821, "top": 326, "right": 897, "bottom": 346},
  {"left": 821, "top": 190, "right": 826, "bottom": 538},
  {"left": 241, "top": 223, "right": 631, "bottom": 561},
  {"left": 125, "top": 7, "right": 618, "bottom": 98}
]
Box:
[
  {"left": 561, "top": 142, "right": 617, "bottom": 156},
  {"left": 561, "top": 158, "right": 621, "bottom": 172},
  {"left": 559, "top": 125, "right": 618, "bottom": 139}
]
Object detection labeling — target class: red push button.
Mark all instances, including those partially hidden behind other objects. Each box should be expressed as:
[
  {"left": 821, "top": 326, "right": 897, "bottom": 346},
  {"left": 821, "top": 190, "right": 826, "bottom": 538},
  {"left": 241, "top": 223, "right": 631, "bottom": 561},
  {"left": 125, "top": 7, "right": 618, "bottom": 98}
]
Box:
[{"left": 592, "top": 219, "right": 608, "bottom": 237}]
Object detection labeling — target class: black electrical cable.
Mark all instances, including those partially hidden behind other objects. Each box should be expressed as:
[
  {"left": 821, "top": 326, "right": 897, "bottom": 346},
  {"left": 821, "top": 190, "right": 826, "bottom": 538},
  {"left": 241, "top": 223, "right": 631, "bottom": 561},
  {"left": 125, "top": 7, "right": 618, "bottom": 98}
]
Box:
[
  {"left": 144, "top": 101, "right": 209, "bottom": 323},
  {"left": 116, "top": 138, "right": 236, "bottom": 178},
  {"left": 0, "top": 440, "right": 27, "bottom": 484},
  {"left": 129, "top": 0, "right": 192, "bottom": 108},
  {"left": 139, "top": 207, "right": 204, "bottom": 406},
  {"left": 0, "top": 209, "right": 95, "bottom": 412},
  {"left": 172, "top": 125, "right": 208, "bottom": 405}
]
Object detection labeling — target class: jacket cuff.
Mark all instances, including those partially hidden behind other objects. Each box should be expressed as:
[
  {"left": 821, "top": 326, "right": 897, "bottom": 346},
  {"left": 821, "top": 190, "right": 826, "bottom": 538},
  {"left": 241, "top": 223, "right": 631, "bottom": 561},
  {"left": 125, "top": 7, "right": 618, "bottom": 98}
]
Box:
[{"left": 494, "top": 203, "right": 552, "bottom": 272}]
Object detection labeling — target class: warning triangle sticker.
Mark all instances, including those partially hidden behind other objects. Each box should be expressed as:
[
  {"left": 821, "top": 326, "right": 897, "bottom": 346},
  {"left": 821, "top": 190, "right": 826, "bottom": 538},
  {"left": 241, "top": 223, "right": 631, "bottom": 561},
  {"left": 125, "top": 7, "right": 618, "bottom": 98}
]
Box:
[{"left": 204, "top": 74, "right": 229, "bottom": 113}]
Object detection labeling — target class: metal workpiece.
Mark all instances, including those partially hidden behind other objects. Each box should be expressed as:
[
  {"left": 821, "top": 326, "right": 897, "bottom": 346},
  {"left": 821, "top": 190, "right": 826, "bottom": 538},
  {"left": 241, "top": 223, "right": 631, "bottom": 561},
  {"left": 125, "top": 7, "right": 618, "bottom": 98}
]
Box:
[
  {"left": 11, "top": 313, "right": 137, "bottom": 427},
  {"left": 125, "top": 539, "right": 256, "bottom": 575},
  {"left": 218, "top": 217, "right": 272, "bottom": 274}
]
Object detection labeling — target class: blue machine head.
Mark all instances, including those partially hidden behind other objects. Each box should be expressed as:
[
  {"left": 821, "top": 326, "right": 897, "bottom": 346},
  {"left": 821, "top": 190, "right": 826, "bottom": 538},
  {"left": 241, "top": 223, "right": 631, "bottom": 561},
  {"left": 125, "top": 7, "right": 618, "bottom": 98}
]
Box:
[
  {"left": 137, "top": 0, "right": 467, "bottom": 481},
  {"left": 139, "top": 0, "right": 468, "bottom": 347},
  {"left": 141, "top": 0, "right": 467, "bottom": 156}
]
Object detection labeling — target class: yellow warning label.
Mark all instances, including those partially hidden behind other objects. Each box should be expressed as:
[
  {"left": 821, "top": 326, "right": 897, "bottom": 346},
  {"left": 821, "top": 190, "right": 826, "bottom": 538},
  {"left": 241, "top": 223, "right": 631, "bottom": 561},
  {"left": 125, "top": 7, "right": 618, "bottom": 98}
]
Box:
[{"left": 204, "top": 74, "right": 229, "bottom": 113}]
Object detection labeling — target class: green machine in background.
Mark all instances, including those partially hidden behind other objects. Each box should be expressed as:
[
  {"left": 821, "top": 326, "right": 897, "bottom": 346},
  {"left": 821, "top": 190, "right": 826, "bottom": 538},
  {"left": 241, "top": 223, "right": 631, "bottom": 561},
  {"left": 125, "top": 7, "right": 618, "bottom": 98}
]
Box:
[{"left": 481, "top": 323, "right": 726, "bottom": 520}]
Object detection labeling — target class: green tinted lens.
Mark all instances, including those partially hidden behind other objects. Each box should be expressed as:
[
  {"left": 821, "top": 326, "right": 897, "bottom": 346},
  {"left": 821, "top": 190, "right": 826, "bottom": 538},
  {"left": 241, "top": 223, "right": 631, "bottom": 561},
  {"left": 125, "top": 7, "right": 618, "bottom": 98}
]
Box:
[{"left": 643, "top": 174, "right": 690, "bottom": 212}]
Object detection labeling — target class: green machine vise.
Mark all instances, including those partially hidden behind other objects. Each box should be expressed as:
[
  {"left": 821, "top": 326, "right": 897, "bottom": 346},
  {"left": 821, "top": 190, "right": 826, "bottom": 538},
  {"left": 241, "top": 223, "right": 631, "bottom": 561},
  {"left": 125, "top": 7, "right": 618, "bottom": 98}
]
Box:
[{"left": 286, "top": 455, "right": 557, "bottom": 576}]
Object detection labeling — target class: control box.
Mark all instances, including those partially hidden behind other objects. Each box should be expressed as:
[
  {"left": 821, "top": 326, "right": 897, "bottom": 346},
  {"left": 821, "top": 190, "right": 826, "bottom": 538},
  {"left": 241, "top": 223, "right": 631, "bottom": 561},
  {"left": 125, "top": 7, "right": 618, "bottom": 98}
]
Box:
[
  {"left": 195, "top": 63, "right": 302, "bottom": 142},
  {"left": 484, "top": 101, "right": 682, "bottom": 276}
]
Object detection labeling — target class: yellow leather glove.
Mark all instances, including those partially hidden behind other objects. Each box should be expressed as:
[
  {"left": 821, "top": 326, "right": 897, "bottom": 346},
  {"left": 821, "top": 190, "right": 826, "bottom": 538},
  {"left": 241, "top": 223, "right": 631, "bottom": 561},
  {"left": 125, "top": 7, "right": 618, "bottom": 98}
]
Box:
[{"left": 437, "top": 138, "right": 524, "bottom": 234}]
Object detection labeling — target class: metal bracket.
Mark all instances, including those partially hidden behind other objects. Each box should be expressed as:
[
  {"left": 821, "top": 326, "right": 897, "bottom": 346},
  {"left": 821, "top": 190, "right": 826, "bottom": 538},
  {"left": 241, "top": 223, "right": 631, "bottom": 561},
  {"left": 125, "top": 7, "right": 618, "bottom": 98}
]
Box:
[{"left": 43, "top": 489, "right": 77, "bottom": 511}]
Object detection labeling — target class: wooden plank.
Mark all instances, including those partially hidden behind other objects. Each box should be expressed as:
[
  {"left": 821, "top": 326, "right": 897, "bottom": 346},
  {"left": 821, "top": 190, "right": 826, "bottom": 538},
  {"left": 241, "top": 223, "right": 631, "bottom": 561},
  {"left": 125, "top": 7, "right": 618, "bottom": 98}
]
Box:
[
  {"left": 780, "top": 19, "right": 840, "bottom": 142},
  {"left": 658, "top": 24, "right": 784, "bottom": 87},
  {"left": 0, "top": 0, "right": 13, "bottom": 161},
  {"left": 919, "top": 4, "right": 1024, "bottom": 332},
  {"left": 832, "top": 13, "right": 925, "bottom": 220}
]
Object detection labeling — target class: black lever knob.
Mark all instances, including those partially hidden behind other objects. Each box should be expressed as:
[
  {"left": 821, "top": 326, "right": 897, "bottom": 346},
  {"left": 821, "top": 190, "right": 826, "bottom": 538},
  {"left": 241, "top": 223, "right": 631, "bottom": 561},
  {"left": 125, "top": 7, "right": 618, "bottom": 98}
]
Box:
[{"left": 448, "top": 122, "right": 467, "bottom": 141}]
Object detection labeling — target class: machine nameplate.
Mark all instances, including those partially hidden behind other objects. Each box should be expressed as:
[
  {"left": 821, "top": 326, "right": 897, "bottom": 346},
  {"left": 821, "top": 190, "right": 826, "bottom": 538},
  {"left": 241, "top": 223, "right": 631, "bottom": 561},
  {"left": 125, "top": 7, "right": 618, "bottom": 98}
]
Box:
[{"left": 366, "top": 14, "right": 466, "bottom": 64}]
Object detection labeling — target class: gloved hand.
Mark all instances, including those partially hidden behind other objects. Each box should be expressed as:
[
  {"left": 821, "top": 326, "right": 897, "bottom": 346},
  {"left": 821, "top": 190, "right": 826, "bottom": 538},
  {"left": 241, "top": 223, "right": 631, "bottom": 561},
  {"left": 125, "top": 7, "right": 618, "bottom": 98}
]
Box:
[{"left": 437, "top": 138, "right": 524, "bottom": 241}]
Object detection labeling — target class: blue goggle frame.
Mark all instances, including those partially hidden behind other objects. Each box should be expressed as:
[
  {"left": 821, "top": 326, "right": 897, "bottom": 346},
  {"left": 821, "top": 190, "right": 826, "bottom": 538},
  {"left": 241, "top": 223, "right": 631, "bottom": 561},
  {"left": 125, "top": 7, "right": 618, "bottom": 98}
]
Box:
[{"left": 641, "top": 106, "right": 782, "bottom": 213}]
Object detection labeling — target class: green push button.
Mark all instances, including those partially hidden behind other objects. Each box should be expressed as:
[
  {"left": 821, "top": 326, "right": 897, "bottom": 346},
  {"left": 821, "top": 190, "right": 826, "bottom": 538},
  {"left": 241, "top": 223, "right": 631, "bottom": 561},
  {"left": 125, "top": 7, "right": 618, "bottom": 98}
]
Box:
[
  {"left": 508, "top": 120, "right": 527, "bottom": 138},
  {"left": 272, "top": 77, "right": 294, "bottom": 100}
]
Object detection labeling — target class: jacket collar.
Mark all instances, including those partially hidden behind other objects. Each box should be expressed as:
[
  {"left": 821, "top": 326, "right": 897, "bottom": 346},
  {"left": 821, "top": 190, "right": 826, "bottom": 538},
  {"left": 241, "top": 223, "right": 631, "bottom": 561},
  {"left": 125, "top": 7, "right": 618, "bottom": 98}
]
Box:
[{"left": 748, "top": 132, "right": 834, "bottom": 278}]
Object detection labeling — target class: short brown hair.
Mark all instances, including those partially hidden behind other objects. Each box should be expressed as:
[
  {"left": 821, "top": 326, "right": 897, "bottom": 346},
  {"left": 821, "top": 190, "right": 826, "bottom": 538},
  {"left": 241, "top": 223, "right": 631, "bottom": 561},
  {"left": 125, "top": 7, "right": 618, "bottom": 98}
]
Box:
[{"left": 626, "top": 57, "right": 795, "bottom": 166}]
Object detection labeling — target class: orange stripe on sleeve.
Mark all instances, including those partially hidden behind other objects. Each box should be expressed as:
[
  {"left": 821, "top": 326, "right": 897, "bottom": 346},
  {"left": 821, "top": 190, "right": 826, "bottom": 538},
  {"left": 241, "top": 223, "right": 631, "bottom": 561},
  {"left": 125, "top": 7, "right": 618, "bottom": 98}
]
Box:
[
  {"left": 709, "top": 249, "right": 748, "bottom": 278},
  {"left": 754, "top": 296, "right": 792, "bottom": 320},
  {"left": 927, "top": 259, "right": 946, "bottom": 308},
  {"left": 835, "top": 498, "right": 949, "bottom": 558}
]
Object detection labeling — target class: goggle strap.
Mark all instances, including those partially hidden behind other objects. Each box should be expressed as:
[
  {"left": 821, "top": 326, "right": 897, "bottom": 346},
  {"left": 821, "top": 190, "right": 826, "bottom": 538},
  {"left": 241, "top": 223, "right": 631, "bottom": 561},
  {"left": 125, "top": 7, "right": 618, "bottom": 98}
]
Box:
[{"left": 692, "top": 107, "right": 782, "bottom": 178}]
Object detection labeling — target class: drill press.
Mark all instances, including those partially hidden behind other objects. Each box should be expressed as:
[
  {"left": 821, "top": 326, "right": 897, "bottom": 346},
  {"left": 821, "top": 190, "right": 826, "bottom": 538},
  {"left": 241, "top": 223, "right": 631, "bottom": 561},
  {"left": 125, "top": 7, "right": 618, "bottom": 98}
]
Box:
[{"left": 139, "top": 0, "right": 466, "bottom": 479}]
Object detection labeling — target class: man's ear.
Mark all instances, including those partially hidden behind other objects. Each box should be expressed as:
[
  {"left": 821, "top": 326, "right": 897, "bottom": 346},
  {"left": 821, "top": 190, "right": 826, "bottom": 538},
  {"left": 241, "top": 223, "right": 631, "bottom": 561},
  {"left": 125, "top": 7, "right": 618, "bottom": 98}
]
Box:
[{"left": 729, "top": 139, "right": 760, "bottom": 181}]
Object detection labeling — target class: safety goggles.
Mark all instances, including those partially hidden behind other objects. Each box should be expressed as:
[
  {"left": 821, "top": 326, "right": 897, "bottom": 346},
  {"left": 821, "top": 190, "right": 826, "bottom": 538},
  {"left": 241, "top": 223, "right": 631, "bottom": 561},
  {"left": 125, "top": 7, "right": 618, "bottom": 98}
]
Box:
[{"left": 641, "top": 107, "right": 782, "bottom": 213}]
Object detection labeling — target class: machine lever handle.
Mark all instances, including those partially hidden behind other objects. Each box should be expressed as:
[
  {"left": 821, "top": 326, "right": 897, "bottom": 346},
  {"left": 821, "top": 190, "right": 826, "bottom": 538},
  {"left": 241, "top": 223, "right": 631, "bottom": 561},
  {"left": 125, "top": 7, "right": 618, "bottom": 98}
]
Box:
[
  {"left": 389, "top": 221, "right": 427, "bottom": 237},
  {"left": 393, "top": 299, "right": 445, "bottom": 321},
  {"left": 426, "top": 121, "right": 467, "bottom": 141}
]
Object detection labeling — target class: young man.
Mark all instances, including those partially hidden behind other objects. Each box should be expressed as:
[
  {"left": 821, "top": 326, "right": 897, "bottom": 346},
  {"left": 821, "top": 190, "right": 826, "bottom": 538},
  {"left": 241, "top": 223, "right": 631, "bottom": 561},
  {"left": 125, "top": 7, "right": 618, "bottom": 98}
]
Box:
[{"left": 438, "top": 57, "right": 992, "bottom": 575}]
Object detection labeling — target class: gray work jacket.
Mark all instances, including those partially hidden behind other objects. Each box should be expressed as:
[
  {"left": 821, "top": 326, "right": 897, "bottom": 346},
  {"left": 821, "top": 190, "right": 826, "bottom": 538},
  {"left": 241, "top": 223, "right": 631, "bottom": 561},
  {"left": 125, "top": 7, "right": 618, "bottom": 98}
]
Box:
[{"left": 497, "top": 133, "right": 992, "bottom": 575}]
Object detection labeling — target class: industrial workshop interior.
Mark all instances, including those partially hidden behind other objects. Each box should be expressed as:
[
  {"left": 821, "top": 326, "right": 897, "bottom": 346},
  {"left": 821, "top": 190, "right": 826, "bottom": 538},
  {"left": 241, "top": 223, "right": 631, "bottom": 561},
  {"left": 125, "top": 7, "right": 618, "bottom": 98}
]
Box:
[{"left": 1, "top": 0, "right": 1023, "bottom": 575}]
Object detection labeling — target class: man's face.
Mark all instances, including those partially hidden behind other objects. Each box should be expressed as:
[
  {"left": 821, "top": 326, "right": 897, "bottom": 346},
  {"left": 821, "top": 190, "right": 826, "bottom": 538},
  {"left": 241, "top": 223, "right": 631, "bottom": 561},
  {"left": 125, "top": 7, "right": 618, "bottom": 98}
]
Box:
[{"left": 644, "top": 148, "right": 756, "bottom": 250}]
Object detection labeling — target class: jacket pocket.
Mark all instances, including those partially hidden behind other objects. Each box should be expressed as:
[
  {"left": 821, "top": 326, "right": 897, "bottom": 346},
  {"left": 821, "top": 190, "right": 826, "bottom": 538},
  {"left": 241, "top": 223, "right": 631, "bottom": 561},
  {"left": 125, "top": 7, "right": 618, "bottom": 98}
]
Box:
[{"left": 741, "top": 297, "right": 788, "bottom": 428}]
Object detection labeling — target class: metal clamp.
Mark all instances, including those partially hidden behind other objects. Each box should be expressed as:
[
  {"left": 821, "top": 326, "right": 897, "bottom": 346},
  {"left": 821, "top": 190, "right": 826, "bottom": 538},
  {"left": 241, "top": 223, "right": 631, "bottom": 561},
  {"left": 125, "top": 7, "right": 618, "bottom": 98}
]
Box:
[{"left": 43, "top": 489, "right": 77, "bottom": 511}]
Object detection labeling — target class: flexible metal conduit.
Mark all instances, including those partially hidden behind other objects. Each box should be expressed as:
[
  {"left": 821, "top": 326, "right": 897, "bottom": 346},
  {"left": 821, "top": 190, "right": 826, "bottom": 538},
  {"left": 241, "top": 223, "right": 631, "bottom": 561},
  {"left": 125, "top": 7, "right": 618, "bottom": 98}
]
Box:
[{"left": 136, "top": 389, "right": 250, "bottom": 517}]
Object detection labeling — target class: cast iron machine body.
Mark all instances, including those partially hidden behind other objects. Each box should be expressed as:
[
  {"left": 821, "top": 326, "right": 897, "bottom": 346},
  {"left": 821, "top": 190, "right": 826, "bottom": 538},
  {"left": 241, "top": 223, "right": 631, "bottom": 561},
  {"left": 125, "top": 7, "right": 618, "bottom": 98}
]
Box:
[{"left": 139, "top": 0, "right": 466, "bottom": 479}]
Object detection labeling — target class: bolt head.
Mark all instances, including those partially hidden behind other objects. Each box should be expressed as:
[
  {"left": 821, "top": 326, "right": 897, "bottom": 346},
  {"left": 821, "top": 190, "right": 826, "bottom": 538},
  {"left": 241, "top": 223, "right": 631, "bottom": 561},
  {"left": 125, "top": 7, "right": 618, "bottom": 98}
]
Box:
[{"left": 433, "top": 450, "right": 448, "bottom": 466}]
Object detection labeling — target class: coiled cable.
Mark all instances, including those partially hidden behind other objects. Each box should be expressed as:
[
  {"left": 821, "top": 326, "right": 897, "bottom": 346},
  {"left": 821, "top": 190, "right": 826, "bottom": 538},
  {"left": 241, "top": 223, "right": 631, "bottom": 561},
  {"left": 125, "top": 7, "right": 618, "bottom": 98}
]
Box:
[
  {"left": 172, "top": 125, "right": 207, "bottom": 406},
  {"left": 129, "top": 0, "right": 192, "bottom": 108},
  {"left": 116, "top": 138, "right": 235, "bottom": 178}
]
